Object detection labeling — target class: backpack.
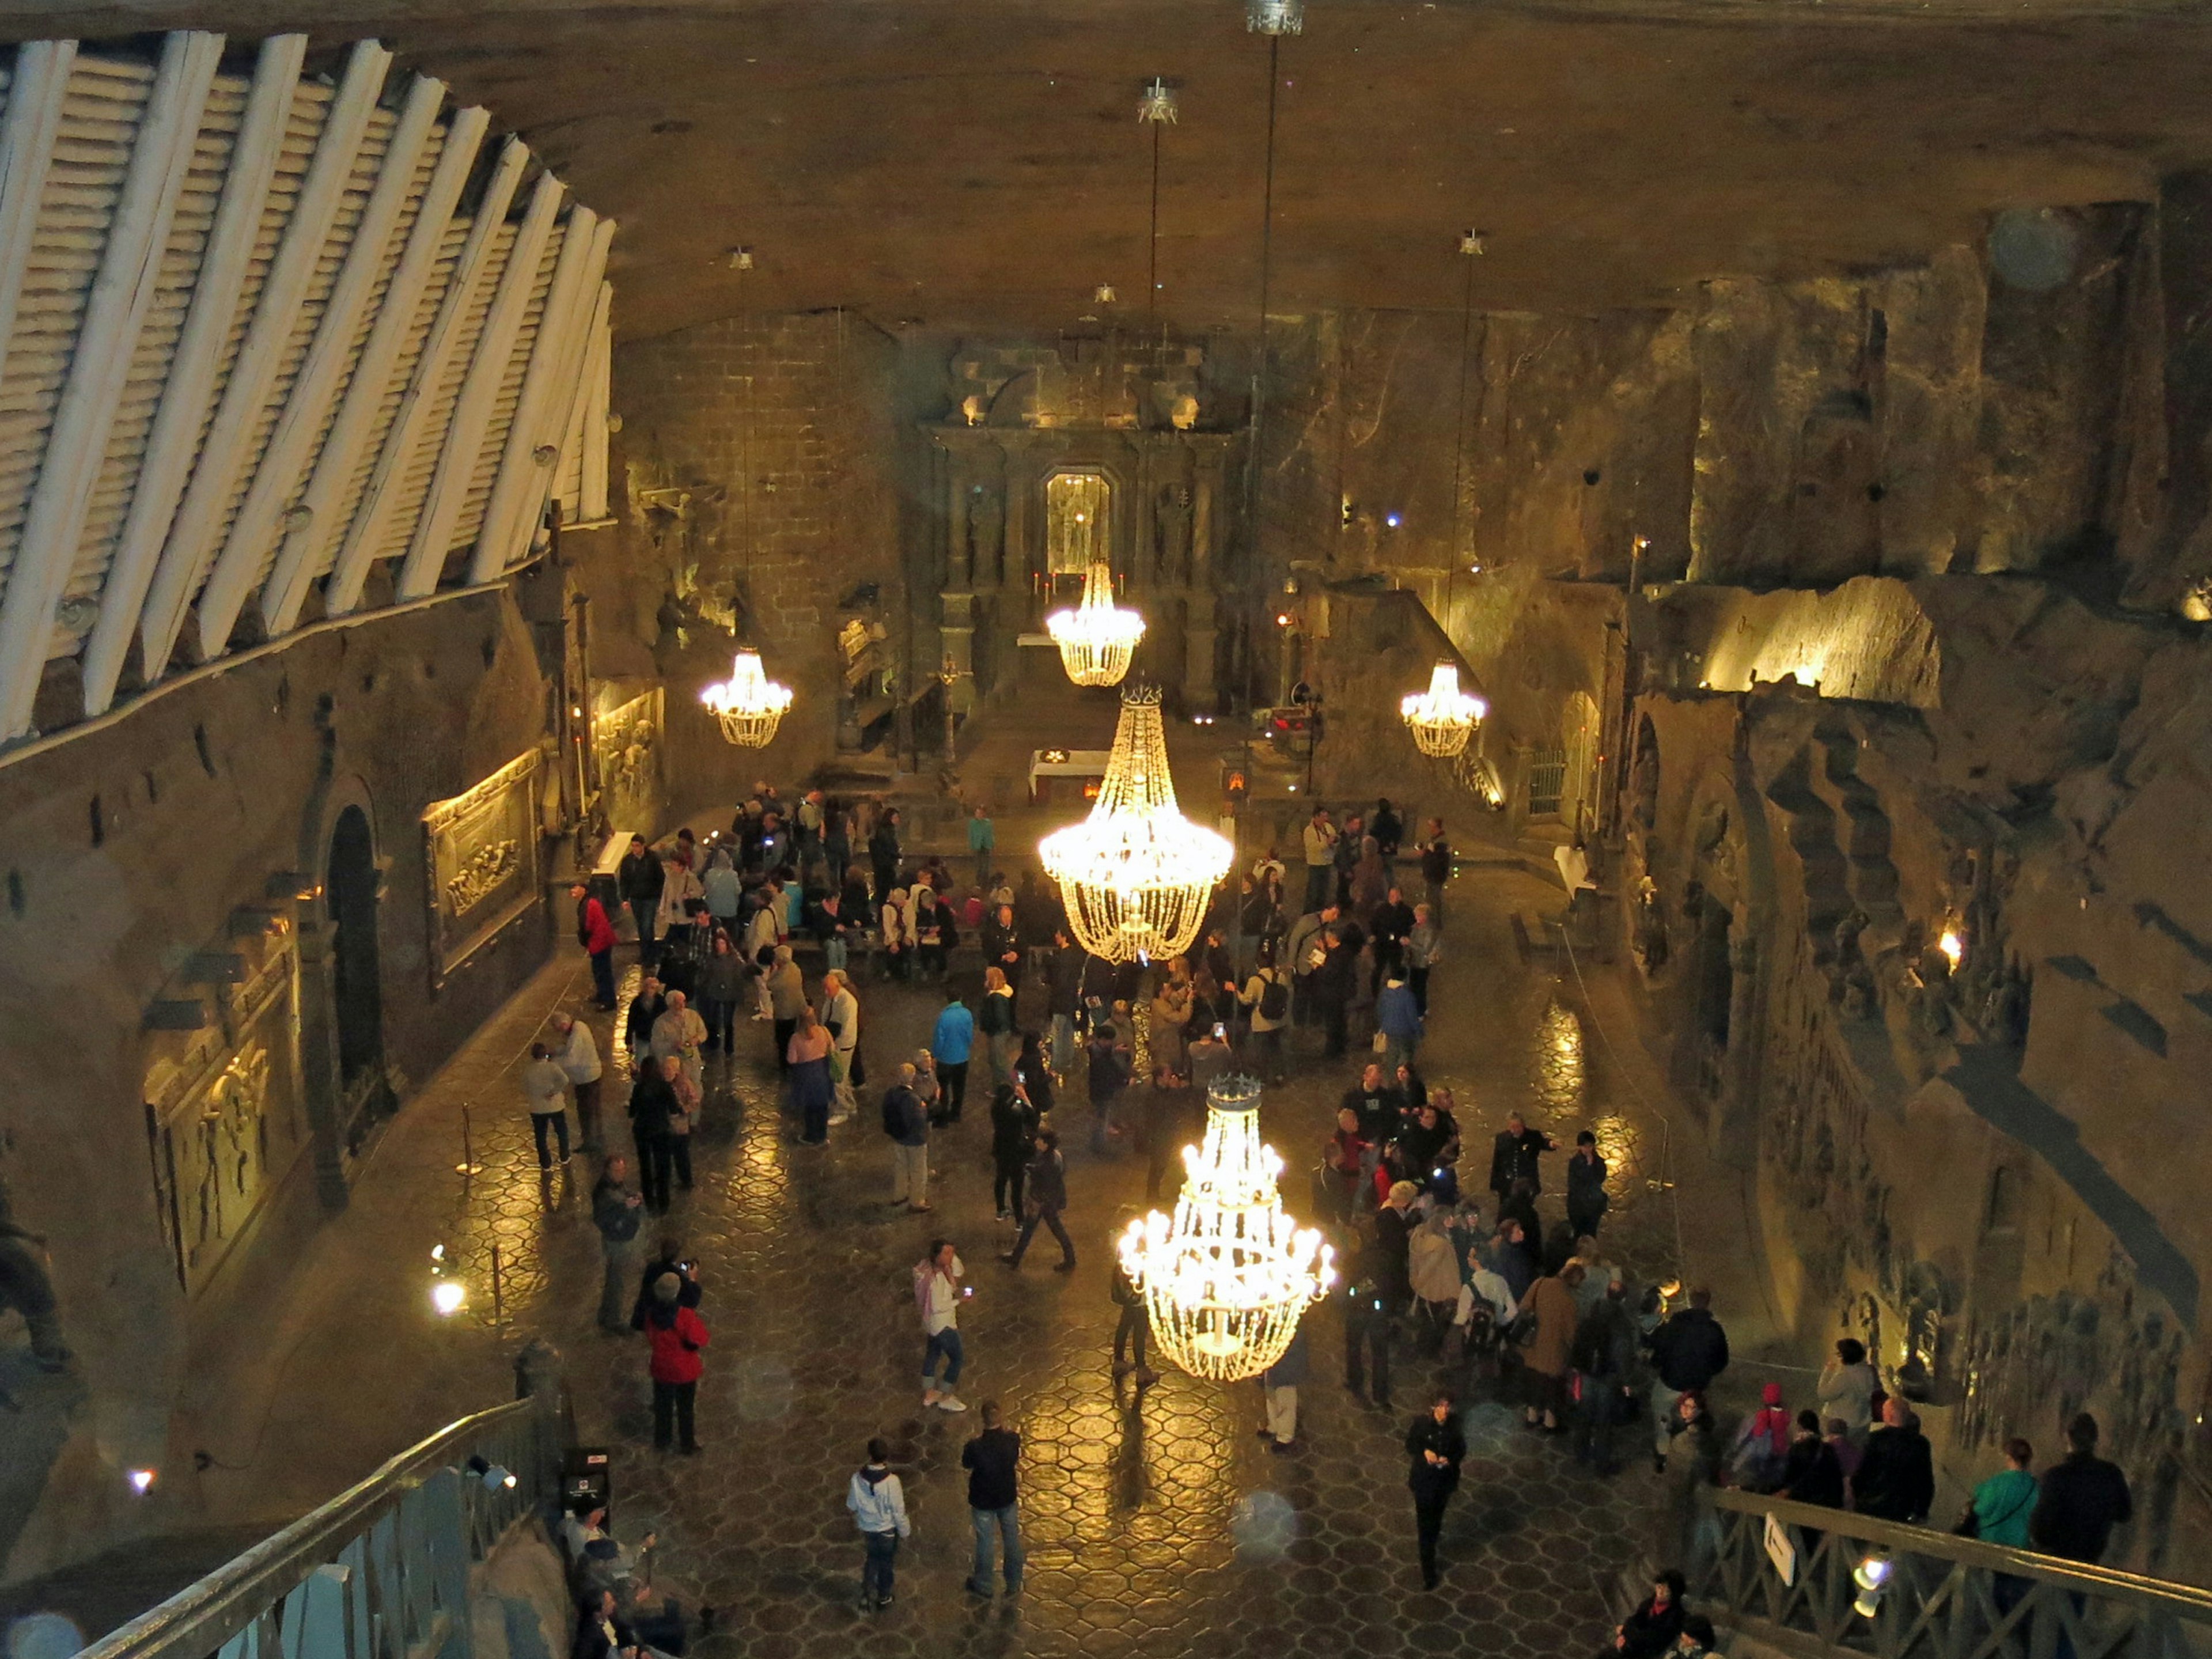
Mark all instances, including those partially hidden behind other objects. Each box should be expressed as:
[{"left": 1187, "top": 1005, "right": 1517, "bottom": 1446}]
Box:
[
  {"left": 1258, "top": 971, "right": 1290, "bottom": 1022},
  {"left": 881, "top": 1086, "right": 906, "bottom": 1138}
]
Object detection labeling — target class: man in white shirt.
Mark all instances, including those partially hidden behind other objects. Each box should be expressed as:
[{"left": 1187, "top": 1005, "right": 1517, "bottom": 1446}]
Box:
[
  {"left": 825, "top": 971, "right": 862, "bottom": 1124},
  {"left": 1301, "top": 808, "right": 1338, "bottom": 914},
  {"left": 522, "top": 1041, "right": 573, "bottom": 1168},
  {"left": 552, "top": 1012, "right": 604, "bottom": 1150},
  {"left": 915, "top": 1239, "right": 968, "bottom": 1412},
  {"left": 651, "top": 991, "right": 707, "bottom": 1096}
]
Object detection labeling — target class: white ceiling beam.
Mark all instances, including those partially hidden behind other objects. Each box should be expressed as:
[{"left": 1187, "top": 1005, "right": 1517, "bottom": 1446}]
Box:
[
  {"left": 194, "top": 71, "right": 445, "bottom": 653},
  {"left": 395, "top": 168, "right": 563, "bottom": 601},
  {"left": 471, "top": 204, "right": 603, "bottom": 582},
  {"left": 81, "top": 32, "right": 306, "bottom": 719},
  {"left": 575, "top": 278, "right": 613, "bottom": 523},
  {"left": 262, "top": 101, "right": 488, "bottom": 637},
  {"left": 502, "top": 222, "right": 614, "bottom": 570},
  {"left": 325, "top": 136, "right": 528, "bottom": 617},
  {"left": 0, "top": 41, "right": 77, "bottom": 403},
  {"left": 0, "top": 31, "right": 222, "bottom": 740},
  {"left": 135, "top": 37, "right": 391, "bottom": 677}
]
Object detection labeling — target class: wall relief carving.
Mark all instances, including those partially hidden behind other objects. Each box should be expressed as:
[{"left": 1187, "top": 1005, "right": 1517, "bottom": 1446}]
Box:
[
  {"left": 593, "top": 688, "right": 664, "bottom": 838},
  {"left": 423, "top": 752, "right": 541, "bottom": 990}
]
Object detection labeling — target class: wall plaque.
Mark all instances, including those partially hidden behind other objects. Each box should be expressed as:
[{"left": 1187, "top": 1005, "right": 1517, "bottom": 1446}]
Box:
[
  {"left": 423, "top": 751, "right": 541, "bottom": 988},
  {"left": 593, "top": 689, "right": 663, "bottom": 838}
]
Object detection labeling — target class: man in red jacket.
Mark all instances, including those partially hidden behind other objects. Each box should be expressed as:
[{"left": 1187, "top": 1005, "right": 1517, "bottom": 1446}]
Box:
[
  {"left": 644, "top": 1271, "right": 709, "bottom": 1454},
  {"left": 573, "top": 882, "right": 620, "bottom": 1010}
]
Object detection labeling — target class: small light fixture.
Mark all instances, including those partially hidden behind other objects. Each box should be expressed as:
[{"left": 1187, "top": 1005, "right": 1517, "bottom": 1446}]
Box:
[
  {"left": 431, "top": 1278, "right": 467, "bottom": 1316},
  {"left": 1094, "top": 283, "right": 1118, "bottom": 305},
  {"left": 1938, "top": 928, "right": 1964, "bottom": 970},
  {"left": 1247, "top": 0, "right": 1304, "bottom": 33},
  {"left": 1384, "top": 512, "right": 1402, "bottom": 529},
  {"left": 466, "top": 1455, "right": 517, "bottom": 1493},
  {"left": 1138, "top": 77, "right": 1178, "bottom": 124},
  {"left": 1852, "top": 1553, "right": 1892, "bottom": 1619},
  {"left": 1275, "top": 612, "right": 1292, "bottom": 627},
  {"left": 127, "top": 1468, "right": 157, "bottom": 1495},
  {"left": 728, "top": 247, "right": 754, "bottom": 271},
  {"left": 1460, "top": 228, "right": 1486, "bottom": 256}
]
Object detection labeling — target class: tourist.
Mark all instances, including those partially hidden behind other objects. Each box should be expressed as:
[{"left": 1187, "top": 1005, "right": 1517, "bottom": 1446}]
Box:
[
  {"left": 816, "top": 888, "right": 854, "bottom": 975},
  {"left": 1853, "top": 1398, "right": 1936, "bottom": 1523},
  {"left": 1418, "top": 819, "right": 1450, "bottom": 928},
  {"left": 655, "top": 848, "right": 703, "bottom": 960},
  {"left": 1334, "top": 812, "right": 1365, "bottom": 908},
  {"left": 990, "top": 1084, "right": 1039, "bottom": 1220},
  {"left": 1612, "top": 1571, "right": 1688, "bottom": 1658},
  {"left": 846, "top": 1437, "right": 911, "bottom": 1612},
  {"left": 1301, "top": 806, "right": 1338, "bottom": 915},
  {"left": 1350, "top": 839, "right": 1390, "bottom": 931},
  {"left": 701, "top": 846, "right": 741, "bottom": 931},
  {"left": 1657, "top": 1392, "right": 1722, "bottom": 1571},
  {"left": 1084, "top": 1017, "right": 1131, "bottom": 1153},
  {"left": 1520, "top": 1260, "right": 1584, "bottom": 1432},
  {"left": 552, "top": 1012, "right": 604, "bottom": 1150},
  {"left": 1110, "top": 1257, "right": 1157, "bottom": 1385},
  {"left": 1402, "top": 902, "right": 1440, "bottom": 1016},
  {"left": 2029, "top": 1412, "right": 2132, "bottom": 1563},
  {"left": 1315, "top": 925, "right": 1361, "bottom": 1059},
  {"left": 930, "top": 989, "right": 975, "bottom": 1124},
  {"left": 1778, "top": 1410, "right": 1846, "bottom": 1508},
  {"left": 1493, "top": 1214, "right": 1540, "bottom": 1303},
  {"left": 965, "top": 805, "right": 995, "bottom": 891},
  {"left": 1728, "top": 1382, "right": 1794, "bottom": 1492},
  {"left": 1013, "top": 1031, "right": 1055, "bottom": 1118},
  {"left": 1562, "top": 1130, "right": 1609, "bottom": 1241},
  {"left": 915, "top": 1240, "right": 969, "bottom": 1412},
  {"left": 1150, "top": 966, "right": 1193, "bottom": 1079},
  {"left": 1260, "top": 1325, "right": 1308, "bottom": 1453},
  {"left": 694, "top": 930, "right": 743, "bottom": 1060},
  {"left": 878, "top": 887, "right": 911, "bottom": 982},
  {"left": 1045, "top": 930, "right": 1086, "bottom": 1077},
  {"left": 643, "top": 1271, "right": 707, "bottom": 1455},
  {"left": 1373, "top": 1179, "right": 1419, "bottom": 1310},
  {"left": 824, "top": 798, "right": 853, "bottom": 891},
  {"left": 1404, "top": 1392, "right": 1467, "bottom": 1590},
  {"left": 1002, "top": 1130, "right": 1075, "bottom": 1272},
  {"left": 1962, "top": 1436, "right": 2038, "bottom": 1546},
  {"left": 617, "top": 834, "right": 664, "bottom": 964},
  {"left": 912, "top": 885, "right": 955, "bottom": 980},
  {"left": 624, "top": 975, "right": 666, "bottom": 1071},
  {"left": 1376, "top": 973, "right": 1423, "bottom": 1073},
  {"left": 961, "top": 1402, "right": 1024, "bottom": 1597},
  {"left": 787, "top": 1005, "right": 834, "bottom": 1146},
  {"left": 650, "top": 990, "right": 706, "bottom": 1097},
  {"left": 657, "top": 1054, "right": 696, "bottom": 1198},
  {"left": 868, "top": 808, "right": 903, "bottom": 910},
  {"left": 1571, "top": 1275, "right": 1639, "bottom": 1474},
  {"left": 590, "top": 1153, "right": 644, "bottom": 1332},
  {"left": 1238, "top": 946, "right": 1290, "bottom": 1082},
  {"left": 628, "top": 1052, "right": 679, "bottom": 1211},
  {"left": 574, "top": 1586, "right": 636, "bottom": 1659},
  {"left": 984, "top": 903, "right": 1024, "bottom": 991},
  {"left": 1488, "top": 1110, "right": 1558, "bottom": 1203},
  {"left": 1284, "top": 900, "right": 1336, "bottom": 1032},
  {"left": 883, "top": 1062, "right": 931, "bottom": 1213},
  {"left": 1185, "top": 1018, "right": 1233, "bottom": 1101},
  {"left": 1824, "top": 1418, "right": 1864, "bottom": 1495},
  {"left": 978, "top": 966, "right": 1019, "bottom": 1091},
  {"left": 522, "top": 1040, "right": 573, "bottom": 1169},
  {"left": 1647, "top": 1289, "right": 1730, "bottom": 1472},
  {"left": 1816, "top": 1336, "right": 1879, "bottom": 1442},
  {"left": 1142, "top": 1065, "right": 1198, "bottom": 1205},
  {"left": 824, "top": 970, "right": 861, "bottom": 1124},
  {"left": 1407, "top": 1211, "right": 1462, "bottom": 1351},
  {"left": 1343, "top": 1248, "right": 1395, "bottom": 1410},
  {"left": 571, "top": 882, "right": 620, "bottom": 1009}
]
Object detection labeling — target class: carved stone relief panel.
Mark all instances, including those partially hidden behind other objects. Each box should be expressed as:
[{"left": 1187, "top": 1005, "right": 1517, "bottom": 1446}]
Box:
[
  {"left": 593, "top": 688, "right": 664, "bottom": 839},
  {"left": 423, "top": 752, "right": 541, "bottom": 989}
]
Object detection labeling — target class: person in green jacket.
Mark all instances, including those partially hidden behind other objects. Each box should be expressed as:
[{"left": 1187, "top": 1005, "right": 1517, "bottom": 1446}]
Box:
[
  {"left": 968, "top": 806, "right": 997, "bottom": 891},
  {"left": 1965, "top": 1437, "right": 2039, "bottom": 1547}
]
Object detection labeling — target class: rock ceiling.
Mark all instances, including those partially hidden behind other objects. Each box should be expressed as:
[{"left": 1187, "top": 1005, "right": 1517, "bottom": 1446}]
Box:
[{"left": 2, "top": 0, "right": 2211, "bottom": 337}]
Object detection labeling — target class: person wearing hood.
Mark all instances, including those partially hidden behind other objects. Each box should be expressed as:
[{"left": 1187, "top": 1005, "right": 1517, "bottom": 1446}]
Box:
[
  {"left": 845, "top": 1437, "right": 911, "bottom": 1612},
  {"left": 643, "top": 1271, "right": 708, "bottom": 1455},
  {"left": 1728, "top": 1382, "right": 1795, "bottom": 1492}
]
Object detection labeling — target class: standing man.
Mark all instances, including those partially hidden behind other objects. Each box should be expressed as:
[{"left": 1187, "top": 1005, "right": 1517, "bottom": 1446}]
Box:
[
  {"left": 845, "top": 1438, "right": 911, "bottom": 1613},
  {"left": 1566, "top": 1129, "right": 1609, "bottom": 1238},
  {"left": 572, "top": 883, "right": 620, "bottom": 1009},
  {"left": 2029, "top": 1412, "right": 2133, "bottom": 1565},
  {"left": 1405, "top": 1393, "right": 1467, "bottom": 1591},
  {"left": 915, "top": 1240, "right": 969, "bottom": 1413},
  {"left": 628, "top": 1055, "right": 678, "bottom": 1214},
  {"left": 522, "top": 1041, "right": 573, "bottom": 1169},
  {"left": 1110, "top": 1258, "right": 1157, "bottom": 1386},
  {"left": 1001, "top": 1131, "right": 1075, "bottom": 1272},
  {"left": 1418, "top": 819, "right": 1450, "bottom": 929},
  {"left": 1488, "top": 1111, "right": 1558, "bottom": 1204},
  {"left": 824, "top": 971, "right": 862, "bottom": 1124},
  {"left": 616, "top": 834, "right": 664, "bottom": 965},
  {"left": 765, "top": 946, "right": 807, "bottom": 1072},
  {"left": 1854, "top": 1398, "right": 1937, "bottom": 1523},
  {"left": 869, "top": 807, "right": 903, "bottom": 909},
  {"left": 884, "top": 1062, "right": 932, "bottom": 1213},
  {"left": 1646, "top": 1288, "right": 1730, "bottom": 1472},
  {"left": 967, "top": 805, "right": 997, "bottom": 893},
  {"left": 961, "top": 1402, "right": 1025, "bottom": 1599},
  {"left": 1301, "top": 806, "right": 1339, "bottom": 916},
  {"left": 590, "top": 1154, "right": 645, "bottom": 1332},
  {"left": 931, "top": 990, "right": 975, "bottom": 1124},
  {"left": 1045, "top": 931, "right": 1085, "bottom": 1079},
  {"left": 553, "top": 1012, "right": 605, "bottom": 1152},
  {"left": 1260, "top": 1325, "right": 1308, "bottom": 1454},
  {"left": 651, "top": 990, "right": 707, "bottom": 1098},
  {"left": 624, "top": 975, "right": 668, "bottom": 1070}
]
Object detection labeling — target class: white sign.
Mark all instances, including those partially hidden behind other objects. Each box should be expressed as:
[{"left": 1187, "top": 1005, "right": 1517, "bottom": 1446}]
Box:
[{"left": 1765, "top": 1511, "right": 1798, "bottom": 1587}]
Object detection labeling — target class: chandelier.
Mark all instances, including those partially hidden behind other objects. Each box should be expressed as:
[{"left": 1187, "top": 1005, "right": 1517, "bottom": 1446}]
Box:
[
  {"left": 1118, "top": 1074, "right": 1334, "bottom": 1380},
  {"left": 1400, "top": 660, "right": 1485, "bottom": 757},
  {"left": 701, "top": 647, "right": 793, "bottom": 748},
  {"left": 1039, "top": 684, "right": 1231, "bottom": 963},
  {"left": 1046, "top": 561, "right": 1146, "bottom": 687},
  {"left": 1247, "top": 0, "right": 1304, "bottom": 33}
]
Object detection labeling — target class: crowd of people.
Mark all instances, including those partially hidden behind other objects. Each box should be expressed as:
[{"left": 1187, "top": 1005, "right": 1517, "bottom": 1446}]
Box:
[{"left": 531, "top": 788, "right": 2133, "bottom": 1648}]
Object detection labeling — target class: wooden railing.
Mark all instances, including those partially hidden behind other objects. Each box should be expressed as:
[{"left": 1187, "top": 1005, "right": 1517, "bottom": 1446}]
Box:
[{"left": 1695, "top": 1489, "right": 2212, "bottom": 1659}]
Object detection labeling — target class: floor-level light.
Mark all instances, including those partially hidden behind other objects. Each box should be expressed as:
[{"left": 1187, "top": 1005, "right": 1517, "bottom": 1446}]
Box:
[
  {"left": 1852, "top": 1552, "right": 1893, "bottom": 1618},
  {"left": 126, "top": 1468, "right": 156, "bottom": 1495}
]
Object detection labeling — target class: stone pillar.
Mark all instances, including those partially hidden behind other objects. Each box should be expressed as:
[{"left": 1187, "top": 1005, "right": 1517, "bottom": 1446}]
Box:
[
  {"left": 1002, "top": 441, "right": 1033, "bottom": 608},
  {"left": 1193, "top": 447, "right": 1219, "bottom": 586},
  {"left": 944, "top": 442, "right": 972, "bottom": 588},
  {"left": 293, "top": 903, "right": 351, "bottom": 1212}
]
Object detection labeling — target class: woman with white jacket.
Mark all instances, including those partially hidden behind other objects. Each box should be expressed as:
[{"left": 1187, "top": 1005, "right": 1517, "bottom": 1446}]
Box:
[
  {"left": 880, "top": 888, "right": 913, "bottom": 982},
  {"left": 845, "top": 1437, "right": 911, "bottom": 1612}
]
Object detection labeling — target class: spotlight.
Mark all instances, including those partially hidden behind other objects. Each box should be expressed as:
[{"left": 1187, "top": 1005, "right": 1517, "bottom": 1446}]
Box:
[
  {"left": 431, "top": 1279, "right": 467, "bottom": 1316},
  {"left": 1385, "top": 513, "right": 1402, "bottom": 529},
  {"left": 1852, "top": 1552, "right": 1892, "bottom": 1619},
  {"left": 126, "top": 1468, "right": 156, "bottom": 1495},
  {"left": 466, "top": 1455, "right": 517, "bottom": 1493},
  {"left": 1938, "top": 929, "right": 1964, "bottom": 970}
]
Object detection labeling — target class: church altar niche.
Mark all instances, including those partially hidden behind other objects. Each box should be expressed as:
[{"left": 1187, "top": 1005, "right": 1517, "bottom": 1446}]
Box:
[
  {"left": 925, "top": 338, "right": 1242, "bottom": 710},
  {"left": 423, "top": 752, "right": 542, "bottom": 990}
]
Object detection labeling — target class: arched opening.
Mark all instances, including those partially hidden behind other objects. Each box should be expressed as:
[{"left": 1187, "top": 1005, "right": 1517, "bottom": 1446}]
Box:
[{"left": 327, "top": 806, "right": 384, "bottom": 1105}]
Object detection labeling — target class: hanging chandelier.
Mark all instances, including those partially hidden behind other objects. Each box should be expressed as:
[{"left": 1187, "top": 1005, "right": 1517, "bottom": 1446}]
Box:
[
  {"left": 1118, "top": 1074, "right": 1334, "bottom": 1381},
  {"left": 1039, "top": 684, "right": 1231, "bottom": 963},
  {"left": 1247, "top": 0, "right": 1304, "bottom": 34},
  {"left": 702, "top": 647, "right": 793, "bottom": 748},
  {"left": 1400, "top": 660, "right": 1485, "bottom": 757},
  {"left": 1046, "top": 561, "right": 1146, "bottom": 687}
]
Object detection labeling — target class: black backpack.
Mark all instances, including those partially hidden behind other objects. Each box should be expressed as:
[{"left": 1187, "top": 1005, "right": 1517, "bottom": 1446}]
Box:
[
  {"left": 881, "top": 1086, "right": 906, "bottom": 1138},
  {"left": 1257, "top": 971, "right": 1289, "bottom": 1022}
]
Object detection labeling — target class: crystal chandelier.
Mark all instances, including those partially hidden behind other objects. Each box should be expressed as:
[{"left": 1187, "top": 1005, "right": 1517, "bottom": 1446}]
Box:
[
  {"left": 1118, "top": 1074, "right": 1334, "bottom": 1381},
  {"left": 1138, "top": 77, "right": 1179, "bottom": 124},
  {"left": 701, "top": 647, "right": 793, "bottom": 748},
  {"left": 1039, "top": 684, "right": 1232, "bottom": 963},
  {"left": 1247, "top": 0, "right": 1304, "bottom": 34},
  {"left": 1046, "top": 561, "right": 1146, "bottom": 687},
  {"left": 1400, "top": 660, "right": 1485, "bottom": 757}
]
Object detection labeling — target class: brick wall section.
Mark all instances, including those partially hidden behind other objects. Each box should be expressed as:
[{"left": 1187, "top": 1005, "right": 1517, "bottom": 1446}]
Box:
[{"left": 614, "top": 312, "right": 900, "bottom": 793}]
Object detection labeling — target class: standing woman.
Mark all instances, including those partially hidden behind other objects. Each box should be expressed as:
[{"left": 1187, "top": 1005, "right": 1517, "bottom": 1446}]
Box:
[
  {"left": 696, "top": 929, "right": 744, "bottom": 1059},
  {"left": 824, "top": 971, "right": 862, "bottom": 1124},
  {"left": 978, "top": 968, "right": 1019, "bottom": 1090},
  {"left": 1816, "top": 1337, "right": 1879, "bottom": 1444},
  {"left": 787, "top": 1004, "right": 835, "bottom": 1146},
  {"left": 1150, "top": 966, "right": 1192, "bottom": 1081},
  {"left": 989, "top": 1084, "right": 1039, "bottom": 1222},
  {"left": 912, "top": 887, "right": 952, "bottom": 982},
  {"left": 644, "top": 1271, "right": 708, "bottom": 1455},
  {"left": 1013, "top": 1031, "right": 1055, "bottom": 1119}
]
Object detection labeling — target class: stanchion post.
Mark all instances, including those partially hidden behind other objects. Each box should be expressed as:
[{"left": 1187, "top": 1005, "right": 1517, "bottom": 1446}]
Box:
[
  {"left": 457, "top": 1105, "right": 484, "bottom": 1176},
  {"left": 491, "top": 1241, "right": 506, "bottom": 1326}
]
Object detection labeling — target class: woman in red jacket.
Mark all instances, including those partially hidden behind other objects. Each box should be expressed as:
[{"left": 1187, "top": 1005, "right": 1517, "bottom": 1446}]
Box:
[{"left": 645, "top": 1271, "right": 708, "bottom": 1454}]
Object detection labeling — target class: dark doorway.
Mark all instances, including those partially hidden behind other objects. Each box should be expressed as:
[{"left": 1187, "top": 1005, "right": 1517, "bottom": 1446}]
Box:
[{"left": 327, "top": 806, "right": 384, "bottom": 1100}]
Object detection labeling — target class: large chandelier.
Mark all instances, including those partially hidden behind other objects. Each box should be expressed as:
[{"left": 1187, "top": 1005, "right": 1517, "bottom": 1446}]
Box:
[
  {"left": 1039, "top": 684, "right": 1231, "bottom": 962},
  {"left": 1118, "top": 1074, "right": 1334, "bottom": 1380},
  {"left": 1247, "top": 0, "right": 1304, "bottom": 33},
  {"left": 702, "top": 647, "right": 793, "bottom": 748},
  {"left": 1400, "top": 660, "right": 1485, "bottom": 757},
  {"left": 1046, "top": 562, "right": 1146, "bottom": 687}
]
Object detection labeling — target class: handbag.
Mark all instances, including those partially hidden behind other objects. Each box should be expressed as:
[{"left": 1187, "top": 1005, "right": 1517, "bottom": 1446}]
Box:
[
  {"left": 1372, "top": 1030, "right": 1389, "bottom": 1054},
  {"left": 667, "top": 1108, "right": 691, "bottom": 1137}
]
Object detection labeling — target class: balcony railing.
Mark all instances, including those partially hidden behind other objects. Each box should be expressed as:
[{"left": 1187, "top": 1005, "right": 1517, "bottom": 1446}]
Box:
[{"left": 1695, "top": 1488, "right": 2212, "bottom": 1659}]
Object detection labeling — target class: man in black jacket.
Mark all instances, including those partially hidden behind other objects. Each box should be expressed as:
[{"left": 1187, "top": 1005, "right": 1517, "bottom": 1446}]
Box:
[
  {"left": 869, "top": 809, "right": 902, "bottom": 909},
  {"left": 591, "top": 1154, "right": 645, "bottom": 1332},
  {"left": 961, "top": 1402, "right": 1025, "bottom": 1596},
  {"left": 1570, "top": 1277, "right": 1639, "bottom": 1474},
  {"left": 1646, "top": 1288, "right": 1729, "bottom": 1472},
  {"left": 616, "top": 835, "right": 664, "bottom": 967},
  {"left": 1405, "top": 1393, "right": 1467, "bottom": 1590},
  {"left": 1045, "top": 931, "right": 1086, "bottom": 1076},
  {"left": 1854, "top": 1397, "right": 1936, "bottom": 1523},
  {"left": 2029, "top": 1412, "right": 2133, "bottom": 1563},
  {"left": 624, "top": 976, "right": 668, "bottom": 1069},
  {"left": 1488, "top": 1111, "right": 1558, "bottom": 1202},
  {"left": 628, "top": 1062, "right": 679, "bottom": 1214}
]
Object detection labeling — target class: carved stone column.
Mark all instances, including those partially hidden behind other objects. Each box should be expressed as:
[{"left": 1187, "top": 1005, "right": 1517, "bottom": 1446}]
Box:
[
  {"left": 944, "top": 440, "right": 972, "bottom": 588},
  {"left": 1001, "top": 437, "right": 1034, "bottom": 608}
]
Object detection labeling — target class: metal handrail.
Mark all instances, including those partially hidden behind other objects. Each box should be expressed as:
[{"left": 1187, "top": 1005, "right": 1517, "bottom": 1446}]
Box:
[{"left": 77, "top": 1398, "right": 547, "bottom": 1659}]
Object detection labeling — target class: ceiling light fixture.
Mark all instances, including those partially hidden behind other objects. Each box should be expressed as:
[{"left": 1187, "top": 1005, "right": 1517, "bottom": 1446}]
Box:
[
  {"left": 1401, "top": 660, "right": 1485, "bottom": 757},
  {"left": 1040, "top": 683, "right": 1232, "bottom": 963},
  {"left": 703, "top": 647, "right": 794, "bottom": 747},
  {"left": 1118, "top": 1074, "right": 1333, "bottom": 1380},
  {"left": 1046, "top": 560, "right": 1146, "bottom": 686},
  {"left": 1247, "top": 0, "right": 1305, "bottom": 35},
  {"left": 1138, "top": 76, "right": 1179, "bottom": 124}
]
